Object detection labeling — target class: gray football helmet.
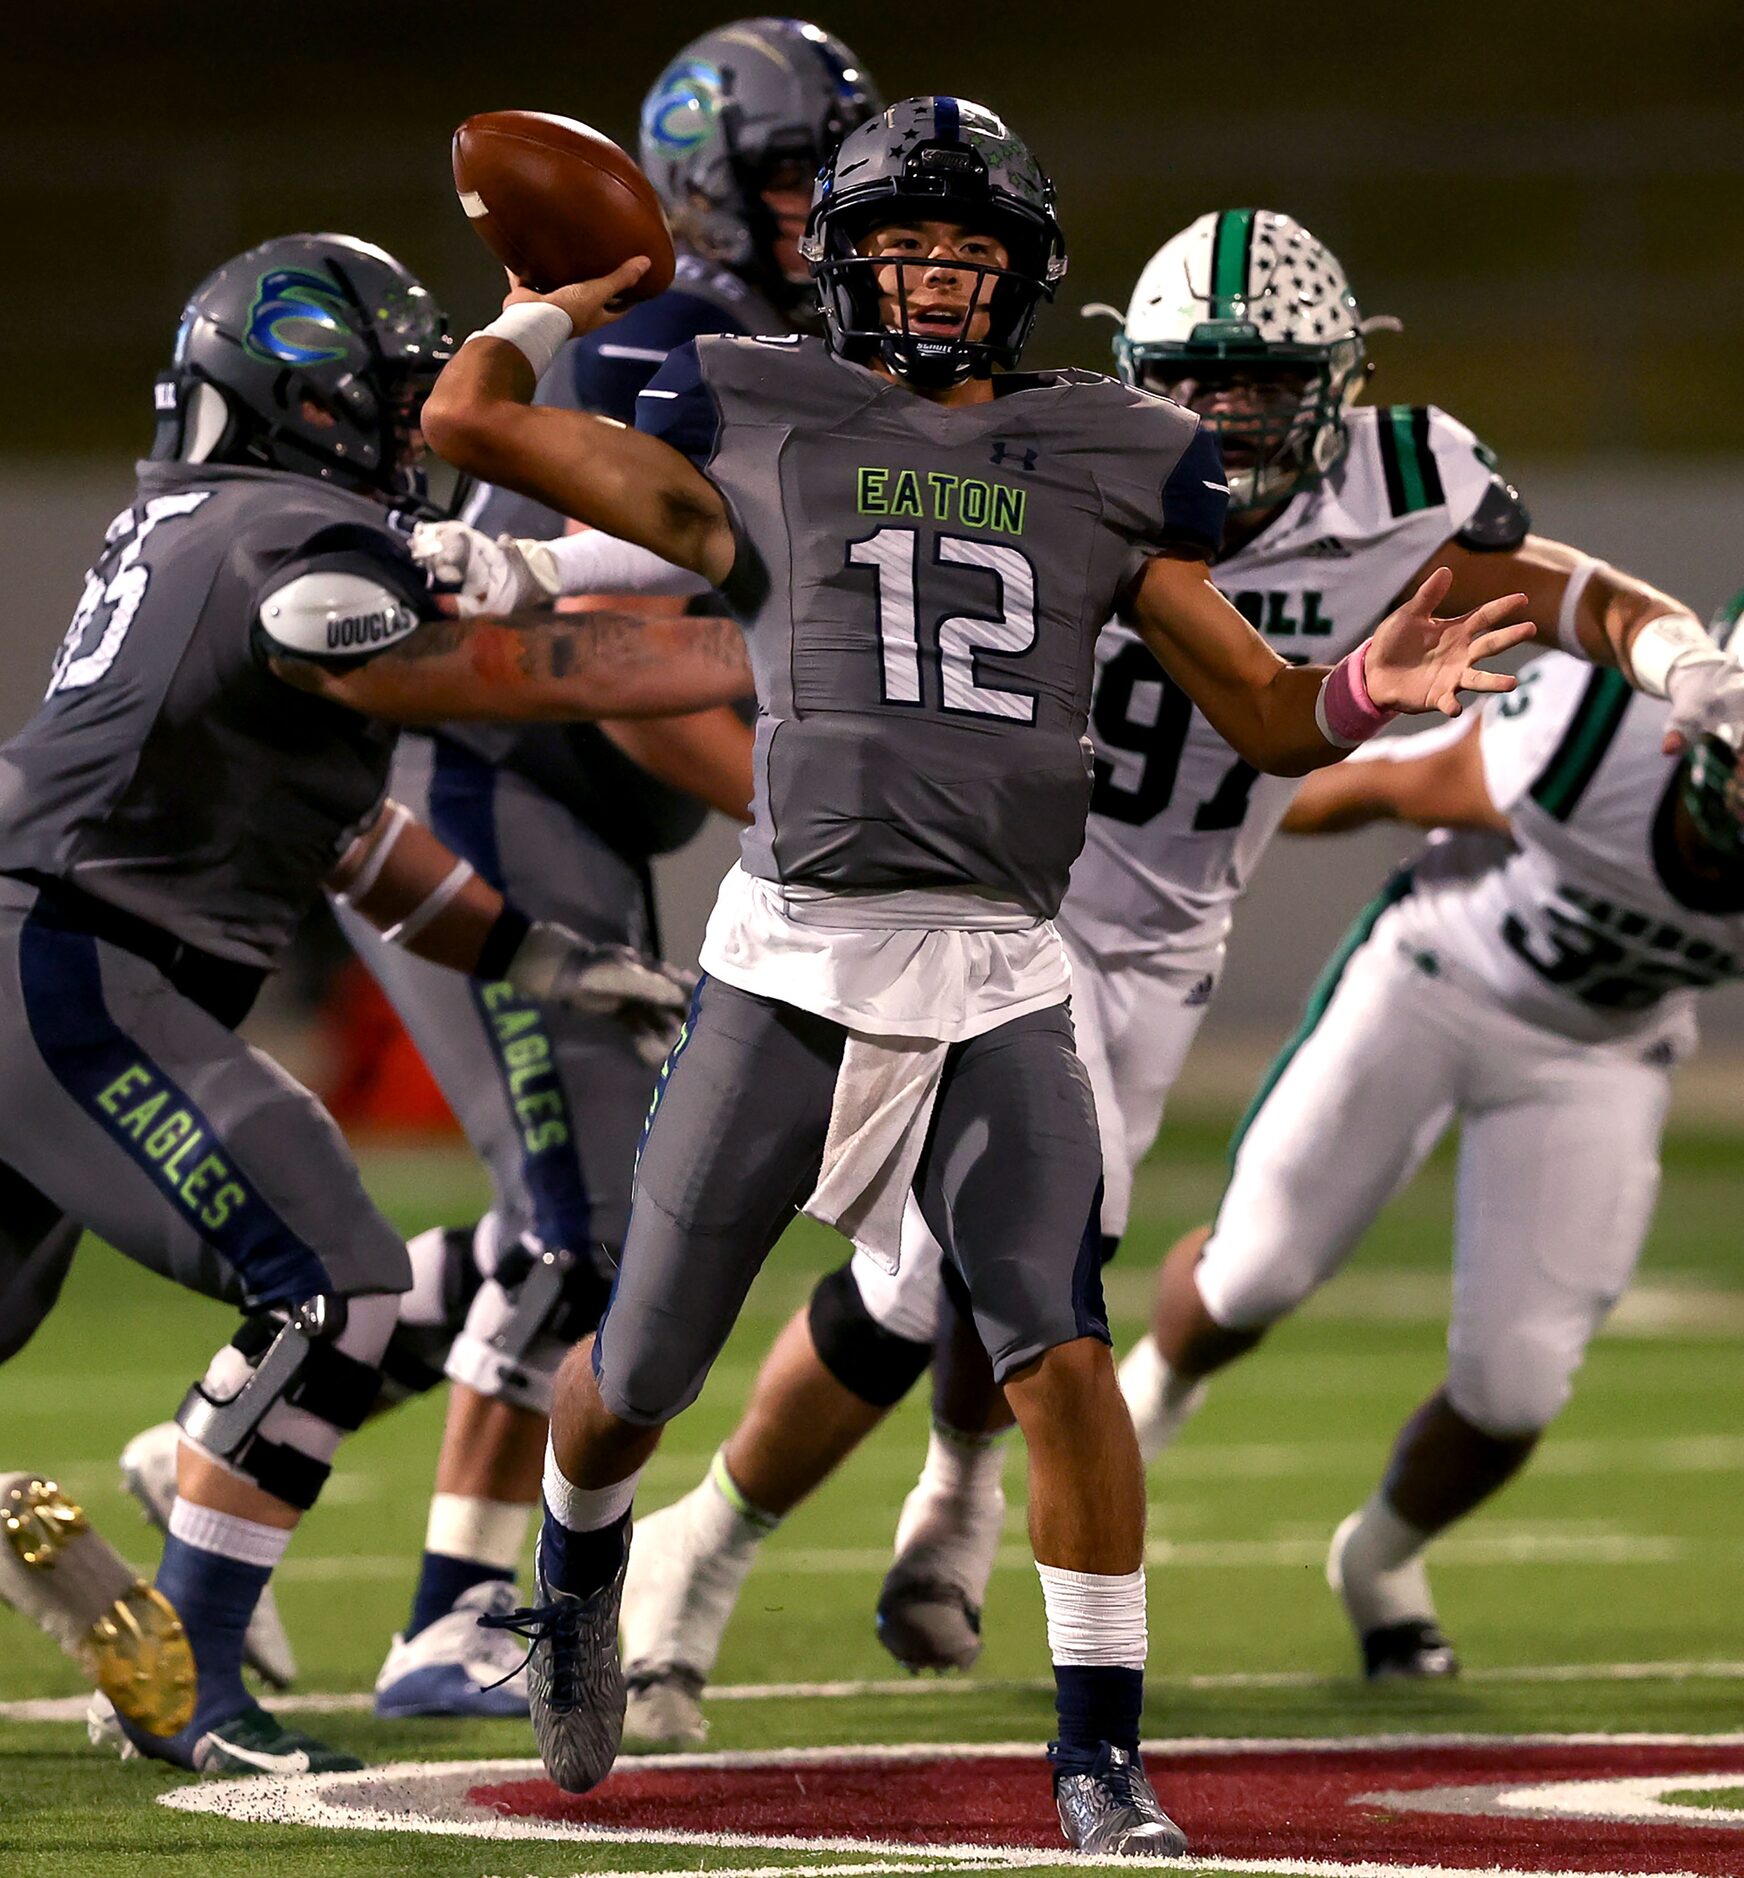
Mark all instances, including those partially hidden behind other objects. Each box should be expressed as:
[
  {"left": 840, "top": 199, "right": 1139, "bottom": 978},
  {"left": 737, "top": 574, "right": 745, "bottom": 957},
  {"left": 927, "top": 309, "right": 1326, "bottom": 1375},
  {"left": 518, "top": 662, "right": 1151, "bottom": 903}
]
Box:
[
  {"left": 150, "top": 233, "right": 453, "bottom": 510},
  {"left": 639, "top": 18, "right": 880, "bottom": 317},
  {"left": 800, "top": 96, "right": 1067, "bottom": 388}
]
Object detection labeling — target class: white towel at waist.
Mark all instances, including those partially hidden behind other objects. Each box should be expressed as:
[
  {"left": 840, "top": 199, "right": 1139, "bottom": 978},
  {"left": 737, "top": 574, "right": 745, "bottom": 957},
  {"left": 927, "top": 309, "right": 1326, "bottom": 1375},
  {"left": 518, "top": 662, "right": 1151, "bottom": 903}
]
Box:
[
  {"left": 700, "top": 864, "right": 1072, "bottom": 1042},
  {"left": 802, "top": 1032, "right": 947, "bottom": 1273}
]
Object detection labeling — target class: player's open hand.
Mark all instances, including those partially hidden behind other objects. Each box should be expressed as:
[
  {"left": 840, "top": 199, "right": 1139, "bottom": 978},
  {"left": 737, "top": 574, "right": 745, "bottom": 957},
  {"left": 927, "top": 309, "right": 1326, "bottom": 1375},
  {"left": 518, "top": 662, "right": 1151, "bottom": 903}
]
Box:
[
  {"left": 1366, "top": 566, "right": 1537, "bottom": 717},
  {"left": 500, "top": 257, "right": 652, "bottom": 337}
]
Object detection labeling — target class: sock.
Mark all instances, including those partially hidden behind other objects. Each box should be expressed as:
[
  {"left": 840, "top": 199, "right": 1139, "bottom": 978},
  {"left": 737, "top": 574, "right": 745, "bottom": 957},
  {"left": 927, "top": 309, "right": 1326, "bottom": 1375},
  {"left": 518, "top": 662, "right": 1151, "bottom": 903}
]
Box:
[
  {"left": 1117, "top": 1336, "right": 1208, "bottom": 1464},
  {"left": 1330, "top": 1491, "right": 1435, "bottom": 1632},
  {"left": 149, "top": 1503, "right": 291, "bottom": 1742},
  {"left": 917, "top": 1419, "right": 1008, "bottom": 1503},
  {"left": 405, "top": 1494, "right": 531, "bottom": 1638},
  {"left": 539, "top": 1438, "right": 639, "bottom": 1598},
  {"left": 704, "top": 1450, "right": 783, "bottom": 1545},
  {"left": 1037, "top": 1562, "right": 1147, "bottom": 1765}
]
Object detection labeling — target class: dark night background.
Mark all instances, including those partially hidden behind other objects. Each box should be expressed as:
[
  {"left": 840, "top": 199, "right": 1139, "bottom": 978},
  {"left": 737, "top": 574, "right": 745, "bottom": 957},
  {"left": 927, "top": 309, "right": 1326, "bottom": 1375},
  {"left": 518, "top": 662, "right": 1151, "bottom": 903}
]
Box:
[{"left": 4, "top": 0, "right": 1740, "bottom": 458}]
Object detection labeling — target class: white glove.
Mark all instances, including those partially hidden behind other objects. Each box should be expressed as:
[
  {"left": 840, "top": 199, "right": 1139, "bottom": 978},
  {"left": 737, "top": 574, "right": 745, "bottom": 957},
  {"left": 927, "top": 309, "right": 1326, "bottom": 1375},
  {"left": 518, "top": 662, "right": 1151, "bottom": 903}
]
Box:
[
  {"left": 409, "top": 520, "right": 561, "bottom": 619},
  {"left": 1664, "top": 652, "right": 1744, "bottom": 754},
  {"left": 505, "top": 920, "right": 694, "bottom": 1066}
]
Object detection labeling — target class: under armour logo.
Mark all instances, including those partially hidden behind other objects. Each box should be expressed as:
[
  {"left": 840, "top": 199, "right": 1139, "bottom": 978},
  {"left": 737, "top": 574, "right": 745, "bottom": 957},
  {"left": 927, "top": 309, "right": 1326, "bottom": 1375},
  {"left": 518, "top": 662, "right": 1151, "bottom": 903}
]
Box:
[{"left": 989, "top": 439, "right": 1038, "bottom": 471}]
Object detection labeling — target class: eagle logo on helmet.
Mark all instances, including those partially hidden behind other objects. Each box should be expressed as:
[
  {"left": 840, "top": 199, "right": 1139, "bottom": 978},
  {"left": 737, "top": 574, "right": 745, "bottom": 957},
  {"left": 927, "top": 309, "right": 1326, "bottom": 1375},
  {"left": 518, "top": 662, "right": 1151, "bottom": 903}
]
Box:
[
  {"left": 243, "top": 269, "right": 352, "bottom": 368},
  {"left": 643, "top": 60, "right": 723, "bottom": 154}
]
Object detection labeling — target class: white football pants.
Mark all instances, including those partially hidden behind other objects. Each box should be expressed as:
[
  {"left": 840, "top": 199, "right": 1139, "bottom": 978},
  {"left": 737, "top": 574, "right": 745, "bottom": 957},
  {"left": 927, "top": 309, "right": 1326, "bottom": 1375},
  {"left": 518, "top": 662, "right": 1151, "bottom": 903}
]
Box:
[{"left": 1196, "top": 909, "right": 1672, "bottom": 1438}]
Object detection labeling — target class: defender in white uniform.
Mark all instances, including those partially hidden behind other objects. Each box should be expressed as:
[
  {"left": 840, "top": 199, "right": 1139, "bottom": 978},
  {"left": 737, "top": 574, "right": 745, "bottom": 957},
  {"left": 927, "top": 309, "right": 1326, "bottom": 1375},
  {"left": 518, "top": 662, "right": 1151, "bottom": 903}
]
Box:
[
  {"left": 611, "top": 211, "right": 1716, "bottom": 1742},
  {"left": 1133, "top": 623, "right": 1744, "bottom": 1677}
]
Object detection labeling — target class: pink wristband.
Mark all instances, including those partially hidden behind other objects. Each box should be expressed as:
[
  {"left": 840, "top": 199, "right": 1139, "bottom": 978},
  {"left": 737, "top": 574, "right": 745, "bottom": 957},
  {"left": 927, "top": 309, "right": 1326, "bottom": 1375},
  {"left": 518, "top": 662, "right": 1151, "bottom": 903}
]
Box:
[{"left": 1316, "top": 638, "right": 1397, "bottom": 748}]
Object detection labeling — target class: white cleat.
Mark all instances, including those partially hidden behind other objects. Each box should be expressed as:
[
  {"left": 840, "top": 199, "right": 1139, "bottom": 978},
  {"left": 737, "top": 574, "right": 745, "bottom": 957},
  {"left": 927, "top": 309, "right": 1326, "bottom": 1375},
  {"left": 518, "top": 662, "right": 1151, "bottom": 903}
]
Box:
[
  {"left": 0, "top": 1472, "right": 195, "bottom": 1737},
  {"left": 120, "top": 1420, "right": 298, "bottom": 1690},
  {"left": 619, "top": 1489, "right": 759, "bottom": 1747},
  {"left": 374, "top": 1578, "right": 532, "bottom": 1718},
  {"left": 1327, "top": 1510, "right": 1459, "bottom": 1681},
  {"left": 875, "top": 1471, "right": 1005, "bottom": 1673}
]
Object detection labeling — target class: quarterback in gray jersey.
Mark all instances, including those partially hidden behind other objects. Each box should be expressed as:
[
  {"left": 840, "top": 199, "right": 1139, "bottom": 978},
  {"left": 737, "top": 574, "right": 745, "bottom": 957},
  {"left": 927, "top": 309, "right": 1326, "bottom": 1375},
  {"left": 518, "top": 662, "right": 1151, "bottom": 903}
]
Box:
[
  {"left": 426, "top": 97, "right": 1533, "bottom": 1851},
  {"left": 298, "top": 18, "right": 878, "bottom": 1724},
  {"left": 0, "top": 232, "right": 748, "bottom": 1778}
]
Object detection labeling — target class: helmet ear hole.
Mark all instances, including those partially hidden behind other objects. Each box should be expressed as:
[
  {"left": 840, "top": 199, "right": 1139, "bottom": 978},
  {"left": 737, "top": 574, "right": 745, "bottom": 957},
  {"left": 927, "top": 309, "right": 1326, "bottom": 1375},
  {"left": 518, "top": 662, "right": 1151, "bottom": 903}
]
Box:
[{"left": 182, "top": 381, "right": 235, "bottom": 465}]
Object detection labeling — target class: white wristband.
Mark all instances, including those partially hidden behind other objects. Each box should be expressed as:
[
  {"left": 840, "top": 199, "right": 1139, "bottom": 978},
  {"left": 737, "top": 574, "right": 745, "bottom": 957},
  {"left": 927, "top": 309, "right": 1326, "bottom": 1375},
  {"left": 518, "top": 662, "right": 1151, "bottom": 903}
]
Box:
[
  {"left": 1555, "top": 554, "right": 1600, "bottom": 654},
  {"left": 382, "top": 859, "right": 476, "bottom": 946},
  {"left": 1629, "top": 612, "right": 1715, "bottom": 698},
  {"left": 465, "top": 303, "right": 575, "bottom": 383}
]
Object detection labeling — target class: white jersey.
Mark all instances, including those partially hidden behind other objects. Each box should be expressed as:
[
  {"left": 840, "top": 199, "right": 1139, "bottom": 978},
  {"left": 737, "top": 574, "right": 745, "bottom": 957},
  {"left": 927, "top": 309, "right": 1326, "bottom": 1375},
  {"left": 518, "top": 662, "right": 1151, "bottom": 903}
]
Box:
[
  {"left": 1061, "top": 403, "right": 1497, "bottom": 966},
  {"left": 1387, "top": 651, "right": 1744, "bottom": 1049}
]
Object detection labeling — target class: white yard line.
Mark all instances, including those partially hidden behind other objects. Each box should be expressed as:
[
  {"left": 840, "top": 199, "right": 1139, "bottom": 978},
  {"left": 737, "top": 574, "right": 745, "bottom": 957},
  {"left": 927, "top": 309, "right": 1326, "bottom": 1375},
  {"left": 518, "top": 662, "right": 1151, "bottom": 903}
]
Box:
[{"left": 12, "top": 1668, "right": 1744, "bottom": 1727}]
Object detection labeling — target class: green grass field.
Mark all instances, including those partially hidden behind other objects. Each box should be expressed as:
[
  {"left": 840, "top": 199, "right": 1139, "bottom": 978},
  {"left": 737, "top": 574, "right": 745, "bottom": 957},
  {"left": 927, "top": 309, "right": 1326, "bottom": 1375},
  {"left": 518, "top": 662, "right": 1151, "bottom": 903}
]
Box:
[{"left": 3, "top": 1114, "right": 1742, "bottom": 1877}]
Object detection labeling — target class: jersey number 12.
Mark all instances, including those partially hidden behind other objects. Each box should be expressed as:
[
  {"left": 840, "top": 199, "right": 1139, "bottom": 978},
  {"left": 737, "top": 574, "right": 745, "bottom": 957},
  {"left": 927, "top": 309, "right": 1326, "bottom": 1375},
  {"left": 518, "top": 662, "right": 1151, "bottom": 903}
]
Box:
[{"left": 847, "top": 527, "right": 1039, "bottom": 723}]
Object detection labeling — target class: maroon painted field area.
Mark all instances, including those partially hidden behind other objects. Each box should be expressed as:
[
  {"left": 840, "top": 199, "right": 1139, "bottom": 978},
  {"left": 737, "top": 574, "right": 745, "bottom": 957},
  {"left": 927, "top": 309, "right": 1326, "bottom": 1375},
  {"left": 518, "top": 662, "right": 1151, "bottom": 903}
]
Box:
[{"left": 472, "top": 1740, "right": 1744, "bottom": 1873}]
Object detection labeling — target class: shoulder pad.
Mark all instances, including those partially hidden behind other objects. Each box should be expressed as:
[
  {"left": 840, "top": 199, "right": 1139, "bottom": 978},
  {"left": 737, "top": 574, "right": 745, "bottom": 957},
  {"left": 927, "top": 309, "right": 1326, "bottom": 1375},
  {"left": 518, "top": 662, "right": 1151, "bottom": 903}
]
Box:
[
  {"left": 256, "top": 569, "right": 424, "bottom": 665},
  {"left": 1455, "top": 473, "right": 1531, "bottom": 552}
]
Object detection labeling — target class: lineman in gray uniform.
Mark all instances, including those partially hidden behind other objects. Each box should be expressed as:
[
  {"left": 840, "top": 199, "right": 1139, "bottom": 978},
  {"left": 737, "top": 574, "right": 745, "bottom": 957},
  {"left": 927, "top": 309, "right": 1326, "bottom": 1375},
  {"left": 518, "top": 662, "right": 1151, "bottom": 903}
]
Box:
[
  {"left": 301, "top": 19, "right": 881, "bottom": 1720},
  {"left": 0, "top": 232, "right": 748, "bottom": 1777},
  {"left": 429, "top": 97, "right": 1535, "bottom": 1853}
]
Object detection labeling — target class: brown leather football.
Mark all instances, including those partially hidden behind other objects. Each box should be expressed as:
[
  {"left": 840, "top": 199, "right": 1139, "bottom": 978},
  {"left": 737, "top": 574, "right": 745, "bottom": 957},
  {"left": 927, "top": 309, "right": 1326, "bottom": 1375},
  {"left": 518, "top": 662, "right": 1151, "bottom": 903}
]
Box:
[{"left": 452, "top": 110, "right": 676, "bottom": 298}]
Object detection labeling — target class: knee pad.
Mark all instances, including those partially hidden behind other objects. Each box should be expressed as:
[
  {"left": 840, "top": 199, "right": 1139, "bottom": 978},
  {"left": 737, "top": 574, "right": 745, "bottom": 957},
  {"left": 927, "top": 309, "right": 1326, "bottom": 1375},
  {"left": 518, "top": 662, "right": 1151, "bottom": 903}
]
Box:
[
  {"left": 808, "top": 1261, "right": 932, "bottom": 1409},
  {"left": 378, "top": 1222, "right": 491, "bottom": 1402},
  {"left": 446, "top": 1236, "right": 614, "bottom": 1415},
  {"left": 1446, "top": 1337, "right": 1574, "bottom": 1440},
  {"left": 178, "top": 1291, "right": 398, "bottom": 1511},
  {"left": 1193, "top": 1218, "right": 1320, "bottom": 1332}
]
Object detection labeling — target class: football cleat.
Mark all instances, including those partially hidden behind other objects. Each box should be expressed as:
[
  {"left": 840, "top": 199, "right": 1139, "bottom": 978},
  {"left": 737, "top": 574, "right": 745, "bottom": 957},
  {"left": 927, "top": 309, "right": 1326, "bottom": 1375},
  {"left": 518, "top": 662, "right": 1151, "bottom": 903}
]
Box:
[
  {"left": 620, "top": 1487, "right": 763, "bottom": 1746},
  {"left": 120, "top": 1421, "right": 297, "bottom": 1690},
  {"left": 481, "top": 1538, "right": 627, "bottom": 1793},
  {"left": 873, "top": 1469, "right": 1004, "bottom": 1673},
  {"left": 0, "top": 1473, "right": 194, "bottom": 1737},
  {"left": 1052, "top": 1742, "right": 1190, "bottom": 1856},
  {"left": 624, "top": 1664, "right": 707, "bottom": 1749},
  {"left": 1326, "top": 1509, "right": 1458, "bottom": 1680},
  {"left": 89, "top": 1691, "right": 364, "bottom": 1775},
  {"left": 373, "top": 1579, "right": 531, "bottom": 1718},
  {"left": 1359, "top": 1617, "right": 1460, "bottom": 1681}
]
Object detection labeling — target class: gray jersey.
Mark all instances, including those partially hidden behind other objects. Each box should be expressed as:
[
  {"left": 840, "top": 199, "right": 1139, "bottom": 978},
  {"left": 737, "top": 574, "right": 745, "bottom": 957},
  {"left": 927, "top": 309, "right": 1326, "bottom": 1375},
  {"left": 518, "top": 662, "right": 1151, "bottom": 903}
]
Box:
[
  {"left": 0, "top": 460, "right": 432, "bottom": 968},
  {"left": 638, "top": 335, "right": 1223, "bottom": 917}
]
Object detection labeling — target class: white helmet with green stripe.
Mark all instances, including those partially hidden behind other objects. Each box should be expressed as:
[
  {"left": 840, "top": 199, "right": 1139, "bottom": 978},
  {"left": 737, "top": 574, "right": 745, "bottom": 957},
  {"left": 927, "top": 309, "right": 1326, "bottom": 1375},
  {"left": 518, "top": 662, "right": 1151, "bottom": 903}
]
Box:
[{"left": 1111, "top": 208, "right": 1391, "bottom": 513}]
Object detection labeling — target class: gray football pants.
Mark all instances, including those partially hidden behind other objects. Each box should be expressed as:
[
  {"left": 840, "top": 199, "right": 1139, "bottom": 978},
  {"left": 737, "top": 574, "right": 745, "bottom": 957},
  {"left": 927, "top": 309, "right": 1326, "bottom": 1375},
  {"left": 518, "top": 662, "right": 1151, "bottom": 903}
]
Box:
[
  {"left": 0, "top": 876, "right": 409, "bottom": 1365},
  {"left": 337, "top": 733, "right": 658, "bottom": 1263},
  {"left": 593, "top": 976, "right": 1109, "bottom": 1427}
]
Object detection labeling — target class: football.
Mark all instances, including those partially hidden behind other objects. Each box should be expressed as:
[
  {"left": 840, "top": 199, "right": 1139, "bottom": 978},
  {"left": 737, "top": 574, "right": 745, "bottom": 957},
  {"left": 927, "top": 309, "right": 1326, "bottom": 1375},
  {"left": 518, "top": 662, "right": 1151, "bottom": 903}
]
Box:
[{"left": 451, "top": 109, "right": 676, "bottom": 299}]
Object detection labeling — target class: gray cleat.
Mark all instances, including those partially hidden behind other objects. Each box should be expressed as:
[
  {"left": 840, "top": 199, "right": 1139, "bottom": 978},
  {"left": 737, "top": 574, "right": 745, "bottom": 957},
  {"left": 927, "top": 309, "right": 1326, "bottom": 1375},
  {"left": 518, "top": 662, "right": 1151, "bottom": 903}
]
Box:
[
  {"left": 1053, "top": 1743, "right": 1189, "bottom": 1856},
  {"left": 874, "top": 1561, "right": 983, "bottom": 1673},
  {"left": 482, "top": 1538, "right": 628, "bottom": 1794}
]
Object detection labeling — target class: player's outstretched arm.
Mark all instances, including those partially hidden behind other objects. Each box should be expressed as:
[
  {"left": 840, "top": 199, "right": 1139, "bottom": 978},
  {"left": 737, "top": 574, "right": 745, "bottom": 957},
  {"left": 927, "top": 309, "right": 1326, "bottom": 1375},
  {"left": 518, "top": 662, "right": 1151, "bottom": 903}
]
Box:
[
  {"left": 420, "top": 260, "right": 736, "bottom": 586},
  {"left": 269, "top": 608, "right": 750, "bottom": 725},
  {"left": 328, "top": 801, "right": 691, "bottom": 1061},
  {"left": 1130, "top": 557, "right": 1535, "bottom": 775},
  {"left": 1411, "top": 535, "right": 1721, "bottom": 754},
  {"left": 1280, "top": 713, "right": 1509, "bottom": 837}
]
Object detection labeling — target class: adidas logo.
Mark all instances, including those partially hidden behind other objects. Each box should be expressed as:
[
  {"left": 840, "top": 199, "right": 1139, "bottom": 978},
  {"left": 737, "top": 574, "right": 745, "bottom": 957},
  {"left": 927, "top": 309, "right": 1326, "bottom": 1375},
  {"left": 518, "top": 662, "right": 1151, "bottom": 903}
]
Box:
[
  {"left": 1184, "top": 973, "right": 1216, "bottom": 1008},
  {"left": 1300, "top": 536, "right": 1352, "bottom": 560}
]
